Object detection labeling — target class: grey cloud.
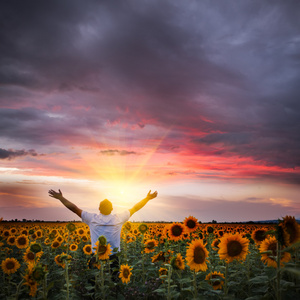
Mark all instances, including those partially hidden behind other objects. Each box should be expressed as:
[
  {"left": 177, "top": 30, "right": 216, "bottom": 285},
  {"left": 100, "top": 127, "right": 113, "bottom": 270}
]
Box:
[
  {"left": 100, "top": 149, "right": 139, "bottom": 156},
  {"left": 0, "top": 148, "right": 40, "bottom": 160}
]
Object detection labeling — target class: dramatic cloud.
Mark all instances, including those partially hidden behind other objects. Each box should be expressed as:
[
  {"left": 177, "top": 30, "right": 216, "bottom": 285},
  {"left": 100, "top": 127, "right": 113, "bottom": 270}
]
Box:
[
  {"left": 0, "top": 1, "right": 299, "bottom": 220},
  {"left": 0, "top": 148, "right": 40, "bottom": 160}
]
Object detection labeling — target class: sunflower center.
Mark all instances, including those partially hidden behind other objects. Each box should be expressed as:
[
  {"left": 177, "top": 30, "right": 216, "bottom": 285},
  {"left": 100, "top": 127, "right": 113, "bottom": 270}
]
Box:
[
  {"left": 98, "top": 245, "right": 107, "bottom": 254},
  {"left": 123, "top": 269, "right": 130, "bottom": 278},
  {"left": 254, "top": 230, "right": 266, "bottom": 241},
  {"left": 27, "top": 252, "right": 35, "bottom": 260},
  {"left": 53, "top": 242, "right": 59, "bottom": 247},
  {"left": 227, "top": 241, "right": 243, "bottom": 257},
  {"left": 194, "top": 246, "right": 206, "bottom": 264},
  {"left": 176, "top": 258, "right": 183, "bottom": 267},
  {"left": 285, "top": 221, "right": 297, "bottom": 243},
  {"left": 147, "top": 242, "right": 155, "bottom": 249},
  {"left": 86, "top": 246, "right": 91, "bottom": 252},
  {"left": 267, "top": 242, "right": 277, "bottom": 257},
  {"left": 187, "top": 220, "right": 196, "bottom": 229},
  {"left": 172, "top": 225, "right": 183, "bottom": 237},
  {"left": 207, "top": 227, "right": 214, "bottom": 233},
  {"left": 18, "top": 237, "right": 26, "bottom": 245},
  {"left": 6, "top": 261, "right": 15, "bottom": 270}
]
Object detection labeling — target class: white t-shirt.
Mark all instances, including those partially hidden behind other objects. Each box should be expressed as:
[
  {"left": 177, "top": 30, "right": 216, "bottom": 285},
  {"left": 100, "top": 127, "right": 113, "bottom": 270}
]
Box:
[{"left": 81, "top": 210, "right": 130, "bottom": 254}]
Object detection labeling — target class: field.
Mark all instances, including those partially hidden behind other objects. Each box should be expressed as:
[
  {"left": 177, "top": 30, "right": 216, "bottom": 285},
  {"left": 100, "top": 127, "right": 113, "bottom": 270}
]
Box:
[{"left": 0, "top": 216, "right": 299, "bottom": 300}]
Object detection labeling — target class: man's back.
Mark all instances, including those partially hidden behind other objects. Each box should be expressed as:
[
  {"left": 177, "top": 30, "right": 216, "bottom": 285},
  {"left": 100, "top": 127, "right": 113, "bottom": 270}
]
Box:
[{"left": 81, "top": 210, "right": 130, "bottom": 253}]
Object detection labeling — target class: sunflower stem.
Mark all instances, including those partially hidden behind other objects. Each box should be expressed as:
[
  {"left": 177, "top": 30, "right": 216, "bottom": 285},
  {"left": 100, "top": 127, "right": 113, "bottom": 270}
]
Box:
[
  {"left": 100, "top": 261, "right": 105, "bottom": 299},
  {"left": 43, "top": 272, "right": 48, "bottom": 300},
  {"left": 193, "top": 270, "right": 198, "bottom": 299},
  {"left": 15, "top": 279, "right": 24, "bottom": 300},
  {"left": 167, "top": 265, "right": 173, "bottom": 300},
  {"left": 65, "top": 260, "right": 70, "bottom": 300},
  {"left": 276, "top": 241, "right": 281, "bottom": 300},
  {"left": 224, "top": 262, "right": 229, "bottom": 296}
]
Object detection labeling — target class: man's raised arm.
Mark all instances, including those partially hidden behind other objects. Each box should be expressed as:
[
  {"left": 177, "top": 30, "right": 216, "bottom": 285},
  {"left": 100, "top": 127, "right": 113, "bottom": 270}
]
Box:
[
  {"left": 129, "top": 190, "right": 157, "bottom": 216},
  {"left": 48, "top": 189, "right": 82, "bottom": 218}
]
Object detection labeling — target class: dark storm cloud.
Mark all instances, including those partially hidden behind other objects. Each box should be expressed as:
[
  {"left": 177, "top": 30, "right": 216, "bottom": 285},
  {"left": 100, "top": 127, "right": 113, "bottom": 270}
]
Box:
[
  {"left": 0, "top": 148, "right": 40, "bottom": 160},
  {"left": 0, "top": 1, "right": 300, "bottom": 170}
]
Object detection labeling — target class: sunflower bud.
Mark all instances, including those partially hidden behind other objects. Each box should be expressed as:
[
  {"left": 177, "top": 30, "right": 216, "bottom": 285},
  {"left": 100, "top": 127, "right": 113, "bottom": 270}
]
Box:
[
  {"left": 30, "top": 243, "right": 42, "bottom": 253},
  {"left": 98, "top": 235, "right": 107, "bottom": 246},
  {"left": 32, "top": 265, "right": 46, "bottom": 282},
  {"left": 66, "top": 222, "right": 76, "bottom": 232}
]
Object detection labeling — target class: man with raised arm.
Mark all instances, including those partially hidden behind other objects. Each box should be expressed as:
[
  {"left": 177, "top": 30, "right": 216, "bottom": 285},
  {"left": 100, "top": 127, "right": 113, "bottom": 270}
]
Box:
[{"left": 48, "top": 189, "right": 158, "bottom": 278}]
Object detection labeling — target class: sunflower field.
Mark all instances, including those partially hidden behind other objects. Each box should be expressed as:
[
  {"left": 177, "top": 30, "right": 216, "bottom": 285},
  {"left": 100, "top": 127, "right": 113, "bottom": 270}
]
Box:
[{"left": 0, "top": 216, "right": 299, "bottom": 300}]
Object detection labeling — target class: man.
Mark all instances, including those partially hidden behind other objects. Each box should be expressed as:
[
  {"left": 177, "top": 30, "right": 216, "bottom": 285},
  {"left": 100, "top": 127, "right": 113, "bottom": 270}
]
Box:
[{"left": 48, "top": 189, "right": 158, "bottom": 277}]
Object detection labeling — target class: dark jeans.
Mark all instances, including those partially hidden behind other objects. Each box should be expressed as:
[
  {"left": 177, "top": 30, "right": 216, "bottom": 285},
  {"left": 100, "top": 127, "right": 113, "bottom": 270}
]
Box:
[{"left": 88, "top": 253, "right": 119, "bottom": 282}]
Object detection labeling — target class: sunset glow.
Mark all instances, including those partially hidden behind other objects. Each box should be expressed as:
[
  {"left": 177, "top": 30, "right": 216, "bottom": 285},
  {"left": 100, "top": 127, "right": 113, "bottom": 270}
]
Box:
[{"left": 1, "top": 1, "right": 299, "bottom": 222}]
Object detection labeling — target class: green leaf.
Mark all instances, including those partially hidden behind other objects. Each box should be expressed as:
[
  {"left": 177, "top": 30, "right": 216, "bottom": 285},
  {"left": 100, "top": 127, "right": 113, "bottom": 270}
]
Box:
[
  {"left": 281, "top": 267, "right": 300, "bottom": 277},
  {"left": 245, "top": 296, "right": 262, "bottom": 300},
  {"left": 249, "top": 275, "right": 268, "bottom": 284}
]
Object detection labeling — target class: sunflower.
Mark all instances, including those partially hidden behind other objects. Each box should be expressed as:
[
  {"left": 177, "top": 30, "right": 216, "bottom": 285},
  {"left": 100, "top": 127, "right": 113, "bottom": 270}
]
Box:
[
  {"left": 218, "top": 233, "right": 249, "bottom": 263},
  {"left": 77, "top": 228, "right": 86, "bottom": 236},
  {"left": 184, "top": 216, "right": 198, "bottom": 233},
  {"left": 260, "top": 236, "right": 291, "bottom": 268},
  {"left": 21, "top": 229, "right": 29, "bottom": 236},
  {"left": 119, "top": 264, "right": 133, "bottom": 284},
  {"left": 44, "top": 238, "right": 51, "bottom": 245},
  {"left": 144, "top": 239, "right": 158, "bottom": 253},
  {"left": 252, "top": 229, "right": 268, "bottom": 245},
  {"left": 94, "top": 241, "right": 112, "bottom": 260},
  {"left": 69, "top": 244, "right": 78, "bottom": 251},
  {"left": 81, "top": 235, "right": 89, "bottom": 242},
  {"left": 1, "top": 257, "right": 20, "bottom": 274},
  {"left": 186, "top": 239, "right": 209, "bottom": 272},
  {"left": 151, "top": 250, "right": 173, "bottom": 263},
  {"left": 211, "top": 239, "right": 220, "bottom": 251},
  {"left": 125, "top": 234, "right": 136, "bottom": 243},
  {"left": 23, "top": 248, "right": 43, "bottom": 265},
  {"left": 36, "top": 230, "right": 43, "bottom": 239},
  {"left": 51, "top": 240, "right": 61, "bottom": 249},
  {"left": 83, "top": 244, "right": 93, "bottom": 255},
  {"left": 124, "top": 221, "right": 132, "bottom": 232},
  {"left": 54, "top": 254, "right": 65, "bottom": 268},
  {"left": 23, "top": 267, "right": 38, "bottom": 297},
  {"left": 168, "top": 223, "right": 185, "bottom": 241},
  {"left": 171, "top": 253, "right": 185, "bottom": 270},
  {"left": 7, "top": 236, "right": 16, "bottom": 246},
  {"left": 159, "top": 267, "right": 168, "bottom": 277},
  {"left": 138, "top": 223, "right": 148, "bottom": 234},
  {"left": 280, "top": 216, "right": 300, "bottom": 247},
  {"left": 16, "top": 235, "right": 29, "bottom": 249},
  {"left": 205, "top": 271, "right": 225, "bottom": 290},
  {"left": 3, "top": 230, "right": 10, "bottom": 238},
  {"left": 9, "top": 227, "right": 17, "bottom": 235},
  {"left": 54, "top": 253, "right": 71, "bottom": 268},
  {"left": 55, "top": 235, "right": 64, "bottom": 243}
]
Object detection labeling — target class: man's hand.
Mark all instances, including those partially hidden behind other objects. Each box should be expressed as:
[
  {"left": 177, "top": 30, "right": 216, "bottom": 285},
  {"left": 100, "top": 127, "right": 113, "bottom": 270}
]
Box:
[
  {"left": 48, "top": 189, "right": 64, "bottom": 200},
  {"left": 146, "top": 190, "right": 158, "bottom": 200}
]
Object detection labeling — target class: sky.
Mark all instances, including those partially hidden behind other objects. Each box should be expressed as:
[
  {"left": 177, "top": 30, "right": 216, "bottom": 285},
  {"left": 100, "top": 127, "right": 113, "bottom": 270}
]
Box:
[{"left": 0, "top": 0, "right": 300, "bottom": 222}]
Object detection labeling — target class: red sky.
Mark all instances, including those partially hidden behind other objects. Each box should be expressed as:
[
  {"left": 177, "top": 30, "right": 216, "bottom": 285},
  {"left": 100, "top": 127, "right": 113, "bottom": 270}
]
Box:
[{"left": 1, "top": 1, "right": 300, "bottom": 222}]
